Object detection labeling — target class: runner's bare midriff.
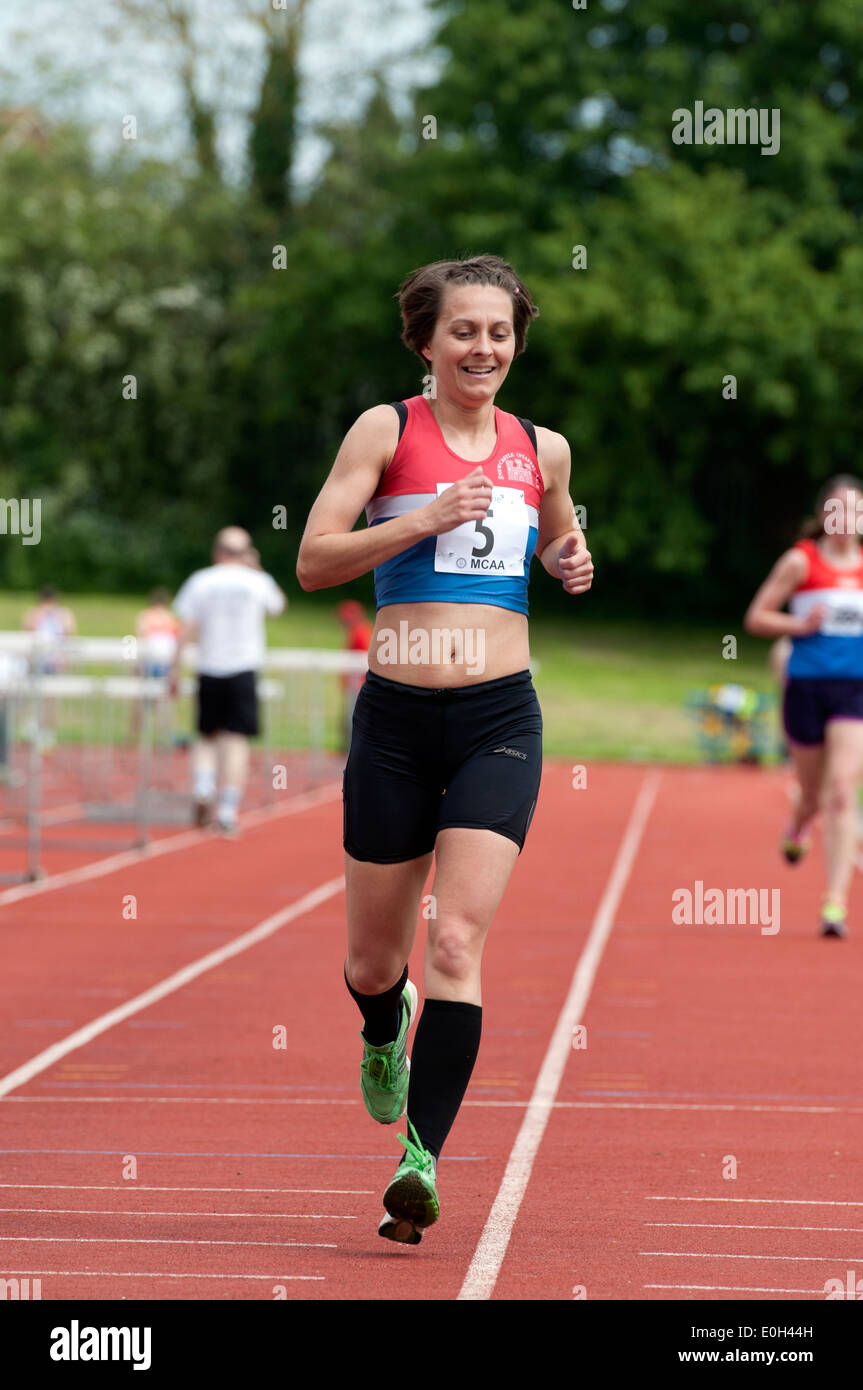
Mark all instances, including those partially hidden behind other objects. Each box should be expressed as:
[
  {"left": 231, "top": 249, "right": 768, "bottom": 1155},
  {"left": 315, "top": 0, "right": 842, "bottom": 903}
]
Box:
[{"left": 369, "top": 601, "right": 529, "bottom": 686}]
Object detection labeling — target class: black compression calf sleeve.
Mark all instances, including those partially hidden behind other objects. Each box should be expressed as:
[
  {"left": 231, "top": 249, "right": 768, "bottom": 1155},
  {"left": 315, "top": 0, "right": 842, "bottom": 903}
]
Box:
[
  {"left": 406, "top": 998, "right": 483, "bottom": 1160},
  {"left": 344, "top": 963, "right": 408, "bottom": 1046}
]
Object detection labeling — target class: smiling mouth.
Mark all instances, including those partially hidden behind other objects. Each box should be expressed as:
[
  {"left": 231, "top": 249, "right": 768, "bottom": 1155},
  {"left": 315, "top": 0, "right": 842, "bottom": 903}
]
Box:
[{"left": 462, "top": 366, "right": 495, "bottom": 375}]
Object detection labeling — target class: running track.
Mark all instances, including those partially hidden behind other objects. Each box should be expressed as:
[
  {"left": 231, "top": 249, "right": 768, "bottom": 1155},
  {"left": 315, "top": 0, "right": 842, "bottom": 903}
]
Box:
[{"left": 1, "top": 762, "right": 861, "bottom": 1302}]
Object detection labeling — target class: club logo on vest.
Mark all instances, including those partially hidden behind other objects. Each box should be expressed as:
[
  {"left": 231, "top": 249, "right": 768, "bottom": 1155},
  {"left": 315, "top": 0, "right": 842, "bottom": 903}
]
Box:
[{"left": 497, "top": 452, "right": 538, "bottom": 487}]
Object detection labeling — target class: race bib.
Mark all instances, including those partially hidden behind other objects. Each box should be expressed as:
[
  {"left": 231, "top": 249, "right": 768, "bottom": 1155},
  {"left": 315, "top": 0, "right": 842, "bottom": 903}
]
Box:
[
  {"left": 433, "top": 483, "right": 529, "bottom": 576},
  {"left": 821, "top": 594, "right": 863, "bottom": 637},
  {"left": 794, "top": 587, "right": 863, "bottom": 638}
]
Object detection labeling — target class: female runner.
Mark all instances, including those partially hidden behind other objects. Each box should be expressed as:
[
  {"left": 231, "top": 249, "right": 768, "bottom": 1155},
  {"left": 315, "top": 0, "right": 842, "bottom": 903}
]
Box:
[
  {"left": 296, "top": 254, "right": 593, "bottom": 1242},
  {"left": 744, "top": 475, "right": 863, "bottom": 938}
]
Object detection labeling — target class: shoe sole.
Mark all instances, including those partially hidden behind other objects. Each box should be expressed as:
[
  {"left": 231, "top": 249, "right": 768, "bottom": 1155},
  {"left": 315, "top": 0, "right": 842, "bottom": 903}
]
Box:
[
  {"left": 378, "top": 1214, "right": 422, "bottom": 1245},
  {"left": 363, "top": 980, "right": 418, "bottom": 1125},
  {"left": 383, "top": 1168, "right": 439, "bottom": 1229},
  {"left": 820, "top": 923, "right": 847, "bottom": 938}
]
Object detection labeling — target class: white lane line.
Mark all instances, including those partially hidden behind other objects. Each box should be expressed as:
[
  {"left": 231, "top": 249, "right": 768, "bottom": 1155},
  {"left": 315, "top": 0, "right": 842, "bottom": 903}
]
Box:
[
  {"left": 0, "top": 1236, "right": 336, "bottom": 1248},
  {"left": 0, "top": 1208, "right": 356, "bottom": 1220},
  {"left": 0, "top": 1184, "right": 372, "bottom": 1194},
  {"left": 2, "top": 1269, "right": 324, "bottom": 1281},
  {"left": 5, "top": 1096, "right": 857, "bottom": 1115},
  {"left": 0, "top": 877, "right": 344, "bottom": 1099},
  {"left": 2, "top": 1097, "right": 361, "bottom": 1105},
  {"left": 648, "top": 1222, "right": 863, "bottom": 1234},
  {"left": 645, "top": 1284, "right": 820, "bottom": 1295},
  {"left": 458, "top": 770, "right": 661, "bottom": 1302},
  {"left": 647, "top": 1196, "right": 863, "bottom": 1208},
  {"left": 237, "top": 782, "right": 341, "bottom": 830},
  {"left": 643, "top": 1250, "right": 863, "bottom": 1262},
  {"left": 0, "top": 780, "right": 340, "bottom": 909},
  {"left": 547, "top": 1101, "right": 850, "bottom": 1113}
]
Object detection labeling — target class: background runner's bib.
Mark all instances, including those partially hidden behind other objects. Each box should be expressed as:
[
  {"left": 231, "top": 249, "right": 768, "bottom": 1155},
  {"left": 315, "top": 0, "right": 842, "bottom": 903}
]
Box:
[
  {"left": 433, "top": 483, "right": 529, "bottom": 576},
  {"left": 794, "top": 588, "right": 863, "bottom": 638}
]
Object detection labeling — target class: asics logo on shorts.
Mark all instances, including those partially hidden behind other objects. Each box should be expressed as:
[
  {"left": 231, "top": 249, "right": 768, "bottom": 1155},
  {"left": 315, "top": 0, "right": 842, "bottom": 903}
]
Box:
[{"left": 493, "top": 745, "right": 527, "bottom": 760}]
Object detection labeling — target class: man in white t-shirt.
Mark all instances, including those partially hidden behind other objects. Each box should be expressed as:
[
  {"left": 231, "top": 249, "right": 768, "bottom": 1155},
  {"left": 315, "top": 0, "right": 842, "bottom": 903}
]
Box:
[{"left": 172, "top": 527, "right": 286, "bottom": 833}]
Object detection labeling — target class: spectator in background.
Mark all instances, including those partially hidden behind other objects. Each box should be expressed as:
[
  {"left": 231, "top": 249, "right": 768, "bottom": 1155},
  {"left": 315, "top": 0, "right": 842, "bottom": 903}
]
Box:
[
  {"left": 22, "top": 586, "right": 76, "bottom": 674},
  {"left": 22, "top": 586, "right": 76, "bottom": 747},
  {"left": 171, "top": 527, "right": 286, "bottom": 835},
  {"left": 136, "top": 588, "right": 182, "bottom": 678},
  {"left": 130, "top": 588, "right": 183, "bottom": 743},
  {"left": 337, "top": 599, "right": 372, "bottom": 752}
]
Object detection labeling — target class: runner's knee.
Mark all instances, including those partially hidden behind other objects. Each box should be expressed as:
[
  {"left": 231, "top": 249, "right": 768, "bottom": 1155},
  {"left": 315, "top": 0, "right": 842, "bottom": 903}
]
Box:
[
  {"left": 346, "top": 955, "right": 406, "bottom": 996},
  {"left": 822, "top": 775, "right": 857, "bottom": 814},
  {"left": 427, "top": 922, "right": 483, "bottom": 983}
]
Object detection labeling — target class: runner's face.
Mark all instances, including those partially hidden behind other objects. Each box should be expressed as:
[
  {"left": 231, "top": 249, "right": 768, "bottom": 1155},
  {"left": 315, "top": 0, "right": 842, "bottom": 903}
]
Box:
[{"left": 422, "top": 285, "right": 515, "bottom": 402}]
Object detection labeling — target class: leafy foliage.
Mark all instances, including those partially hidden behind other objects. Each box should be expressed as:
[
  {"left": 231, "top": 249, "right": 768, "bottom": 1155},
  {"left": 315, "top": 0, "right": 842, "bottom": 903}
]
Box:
[{"left": 1, "top": 0, "right": 861, "bottom": 615}]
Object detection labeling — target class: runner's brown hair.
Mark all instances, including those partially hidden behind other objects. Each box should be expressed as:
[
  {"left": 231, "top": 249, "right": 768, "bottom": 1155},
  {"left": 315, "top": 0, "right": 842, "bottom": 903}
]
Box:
[{"left": 396, "top": 255, "right": 539, "bottom": 367}]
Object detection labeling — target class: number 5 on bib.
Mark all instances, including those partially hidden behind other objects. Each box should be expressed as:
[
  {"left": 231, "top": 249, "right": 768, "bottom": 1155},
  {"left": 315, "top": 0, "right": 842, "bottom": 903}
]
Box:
[{"left": 433, "top": 483, "right": 529, "bottom": 576}]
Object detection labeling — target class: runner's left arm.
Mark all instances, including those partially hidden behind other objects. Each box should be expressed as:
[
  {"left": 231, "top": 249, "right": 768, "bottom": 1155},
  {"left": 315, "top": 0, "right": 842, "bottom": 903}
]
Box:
[{"left": 534, "top": 429, "right": 593, "bottom": 595}]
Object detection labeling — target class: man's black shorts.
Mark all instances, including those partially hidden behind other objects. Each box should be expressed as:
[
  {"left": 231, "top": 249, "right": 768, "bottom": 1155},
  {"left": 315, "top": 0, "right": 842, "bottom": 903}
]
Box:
[
  {"left": 343, "top": 668, "right": 543, "bottom": 863},
  {"left": 197, "top": 670, "right": 259, "bottom": 737}
]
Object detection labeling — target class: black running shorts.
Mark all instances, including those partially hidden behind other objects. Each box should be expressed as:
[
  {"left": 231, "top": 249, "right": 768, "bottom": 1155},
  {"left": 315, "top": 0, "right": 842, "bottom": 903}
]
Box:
[
  {"left": 783, "top": 676, "right": 863, "bottom": 746},
  {"left": 343, "top": 668, "right": 543, "bottom": 863},
  {"left": 197, "top": 670, "right": 259, "bottom": 737}
]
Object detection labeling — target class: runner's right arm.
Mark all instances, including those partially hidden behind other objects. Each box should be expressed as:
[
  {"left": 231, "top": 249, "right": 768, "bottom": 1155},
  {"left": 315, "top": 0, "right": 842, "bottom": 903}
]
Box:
[
  {"left": 743, "top": 548, "right": 826, "bottom": 638},
  {"left": 296, "top": 406, "right": 493, "bottom": 591}
]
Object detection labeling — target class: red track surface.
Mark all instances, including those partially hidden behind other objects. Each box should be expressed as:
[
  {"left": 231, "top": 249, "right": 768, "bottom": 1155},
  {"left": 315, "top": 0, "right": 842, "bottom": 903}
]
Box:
[{"left": 1, "top": 761, "right": 861, "bottom": 1302}]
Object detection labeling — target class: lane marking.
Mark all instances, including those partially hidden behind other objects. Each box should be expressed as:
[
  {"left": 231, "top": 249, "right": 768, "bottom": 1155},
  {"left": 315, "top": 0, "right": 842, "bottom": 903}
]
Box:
[
  {"left": 648, "top": 1221, "right": 863, "bottom": 1234},
  {"left": 647, "top": 1196, "right": 863, "bottom": 1207},
  {"left": 0, "top": 1184, "right": 373, "bottom": 1194},
  {"left": 553, "top": 1101, "right": 853, "bottom": 1113},
  {"left": 1, "top": 1269, "right": 324, "bottom": 1281},
  {"left": 4, "top": 1096, "right": 859, "bottom": 1115},
  {"left": 0, "top": 780, "right": 340, "bottom": 910},
  {"left": 645, "top": 1283, "right": 820, "bottom": 1295},
  {"left": 0, "top": 877, "right": 345, "bottom": 1099},
  {"left": 458, "top": 770, "right": 661, "bottom": 1301},
  {"left": 0, "top": 1208, "right": 356, "bottom": 1220},
  {"left": 36, "top": 1081, "right": 359, "bottom": 1090},
  {"left": 0, "top": 801, "right": 87, "bottom": 836},
  {"left": 2, "top": 1097, "right": 362, "bottom": 1105},
  {"left": 642, "top": 1250, "right": 863, "bottom": 1262},
  {"left": 0, "top": 1148, "right": 483, "bottom": 1159},
  {"left": 0, "top": 1236, "right": 336, "bottom": 1248}
]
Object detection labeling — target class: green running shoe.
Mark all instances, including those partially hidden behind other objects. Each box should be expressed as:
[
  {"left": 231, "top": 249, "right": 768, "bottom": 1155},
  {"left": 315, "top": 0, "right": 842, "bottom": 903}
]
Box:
[
  {"left": 781, "top": 827, "right": 810, "bottom": 864},
  {"left": 378, "top": 1119, "right": 439, "bottom": 1245},
  {"left": 359, "top": 979, "right": 417, "bottom": 1124},
  {"left": 820, "top": 901, "right": 848, "bottom": 939}
]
